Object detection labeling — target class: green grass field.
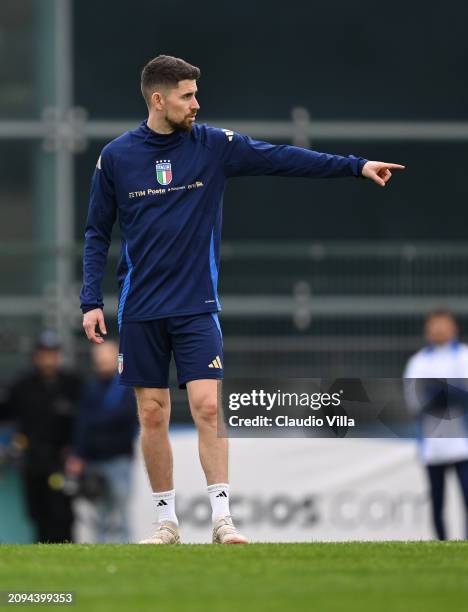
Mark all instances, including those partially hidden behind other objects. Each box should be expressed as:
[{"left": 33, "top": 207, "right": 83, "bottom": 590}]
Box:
[{"left": 1, "top": 542, "right": 467, "bottom": 611}]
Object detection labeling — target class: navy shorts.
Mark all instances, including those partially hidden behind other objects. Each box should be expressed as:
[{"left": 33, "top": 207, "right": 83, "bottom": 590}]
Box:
[{"left": 118, "top": 313, "right": 223, "bottom": 388}]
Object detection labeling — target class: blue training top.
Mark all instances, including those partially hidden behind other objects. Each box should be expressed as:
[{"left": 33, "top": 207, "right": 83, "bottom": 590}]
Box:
[{"left": 80, "top": 121, "right": 367, "bottom": 324}]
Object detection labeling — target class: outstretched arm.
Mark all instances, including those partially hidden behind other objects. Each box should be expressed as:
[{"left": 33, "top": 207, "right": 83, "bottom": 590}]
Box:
[{"left": 219, "top": 131, "right": 405, "bottom": 184}]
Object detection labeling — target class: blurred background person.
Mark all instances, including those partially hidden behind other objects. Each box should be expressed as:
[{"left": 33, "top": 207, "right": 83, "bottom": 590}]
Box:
[
  {"left": 4, "top": 331, "right": 82, "bottom": 543},
  {"left": 404, "top": 310, "right": 468, "bottom": 540},
  {"left": 66, "top": 340, "right": 138, "bottom": 543}
]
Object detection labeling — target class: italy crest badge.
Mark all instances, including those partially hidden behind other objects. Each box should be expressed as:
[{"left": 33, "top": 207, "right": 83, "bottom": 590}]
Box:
[{"left": 155, "top": 160, "right": 172, "bottom": 185}]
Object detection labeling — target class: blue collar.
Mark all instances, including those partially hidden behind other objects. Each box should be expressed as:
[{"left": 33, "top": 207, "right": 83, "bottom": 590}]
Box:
[
  {"left": 137, "top": 120, "right": 188, "bottom": 149},
  {"left": 424, "top": 339, "right": 460, "bottom": 353}
]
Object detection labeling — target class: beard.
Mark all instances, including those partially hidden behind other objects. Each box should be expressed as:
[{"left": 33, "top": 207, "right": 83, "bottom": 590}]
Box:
[{"left": 165, "top": 113, "right": 196, "bottom": 132}]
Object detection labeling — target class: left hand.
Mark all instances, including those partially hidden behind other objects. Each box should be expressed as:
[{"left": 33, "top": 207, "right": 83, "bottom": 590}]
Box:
[{"left": 362, "top": 161, "right": 406, "bottom": 187}]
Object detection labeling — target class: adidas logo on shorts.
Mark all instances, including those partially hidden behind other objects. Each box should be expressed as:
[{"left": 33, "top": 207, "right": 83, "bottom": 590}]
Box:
[{"left": 208, "top": 355, "right": 223, "bottom": 369}]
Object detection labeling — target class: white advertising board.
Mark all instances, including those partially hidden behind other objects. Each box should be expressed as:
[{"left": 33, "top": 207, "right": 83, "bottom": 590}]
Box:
[{"left": 128, "top": 430, "right": 466, "bottom": 543}]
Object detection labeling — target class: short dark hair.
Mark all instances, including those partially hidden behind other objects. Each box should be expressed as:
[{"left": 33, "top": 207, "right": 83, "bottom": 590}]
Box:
[{"left": 141, "top": 55, "right": 200, "bottom": 106}]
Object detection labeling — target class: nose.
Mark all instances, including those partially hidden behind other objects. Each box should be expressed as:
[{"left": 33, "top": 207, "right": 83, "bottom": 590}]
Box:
[{"left": 192, "top": 97, "right": 200, "bottom": 111}]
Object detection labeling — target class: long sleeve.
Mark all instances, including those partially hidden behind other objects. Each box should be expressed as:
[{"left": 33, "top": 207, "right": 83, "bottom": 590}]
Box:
[
  {"left": 221, "top": 132, "right": 367, "bottom": 179},
  {"left": 72, "top": 378, "right": 138, "bottom": 460},
  {"left": 403, "top": 356, "right": 423, "bottom": 415},
  {"left": 71, "top": 392, "right": 89, "bottom": 459},
  {"left": 80, "top": 148, "right": 117, "bottom": 312}
]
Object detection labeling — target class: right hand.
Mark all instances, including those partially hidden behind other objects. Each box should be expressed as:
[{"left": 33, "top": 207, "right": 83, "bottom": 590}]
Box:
[
  {"left": 361, "top": 161, "right": 406, "bottom": 187},
  {"left": 83, "top": 308, "right": 107, "bottom": 344}
]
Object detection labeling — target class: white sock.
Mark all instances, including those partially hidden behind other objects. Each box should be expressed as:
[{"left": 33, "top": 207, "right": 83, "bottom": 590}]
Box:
[
  {"left": 207, "top": 483, "right": 230, "bottom": 521},
  {"left": 152, "top": 489, "right": 178, "bottom": 525}
]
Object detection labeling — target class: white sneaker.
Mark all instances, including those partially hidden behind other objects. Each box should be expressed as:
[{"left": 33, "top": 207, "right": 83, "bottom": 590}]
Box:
[
  {"left": 212, "top": 515, "right": 248, "bottom": 544},
  {"left": 139, "top": 520, "right": 180, "bottom": 544}
]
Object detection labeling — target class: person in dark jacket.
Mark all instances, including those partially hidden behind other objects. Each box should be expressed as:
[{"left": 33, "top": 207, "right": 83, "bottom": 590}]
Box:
[
  {"left": 66, "top": 340, "right": 138, "bottom": 542},
  {"left": 5, "top": 331, "right": 82, "bottom": 543}
]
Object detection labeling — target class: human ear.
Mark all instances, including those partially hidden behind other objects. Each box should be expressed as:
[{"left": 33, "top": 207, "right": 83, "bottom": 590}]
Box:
[{"left": 151, "top": 91, "right": 165, "bottom": 111}]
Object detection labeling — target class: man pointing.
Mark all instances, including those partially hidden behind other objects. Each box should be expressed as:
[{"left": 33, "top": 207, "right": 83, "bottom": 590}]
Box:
[{"left": 81, "top": 54, "right": 405, "bottom": 544}]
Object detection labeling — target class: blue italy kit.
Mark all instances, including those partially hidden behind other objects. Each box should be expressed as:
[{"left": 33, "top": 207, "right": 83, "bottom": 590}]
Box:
[{"left": 80, "top": 121, "right": 367, "bottom": 387}]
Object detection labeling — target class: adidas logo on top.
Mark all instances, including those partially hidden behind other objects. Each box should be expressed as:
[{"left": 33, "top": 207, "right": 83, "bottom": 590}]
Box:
[
  {"left": 222, "top": 128, "right": 234, "bottom": 142},
  {"left": 208, "top": 355, "right": 223, "bottom": 369}
]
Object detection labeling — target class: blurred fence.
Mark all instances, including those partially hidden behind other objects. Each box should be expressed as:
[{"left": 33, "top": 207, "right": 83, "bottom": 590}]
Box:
[
  {"left": 2, "top": 2, "right": 468, "bottom": 403},
  {"left": 1, "top": 241, "right": 468, "bottom": 406}
]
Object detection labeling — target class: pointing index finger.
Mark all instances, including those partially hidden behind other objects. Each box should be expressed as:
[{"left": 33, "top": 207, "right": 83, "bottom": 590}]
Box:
[{"left": 381, "top": 163, "right": 406, "bottom": 170}]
